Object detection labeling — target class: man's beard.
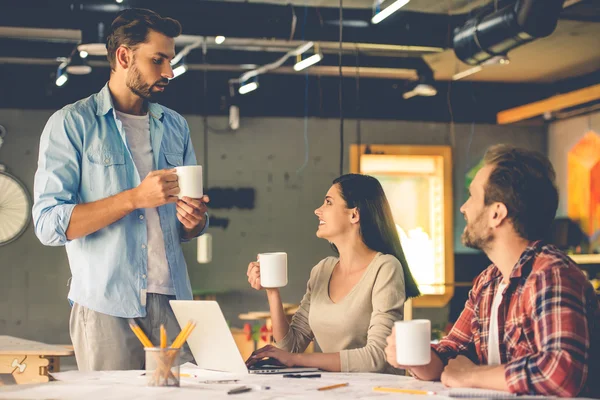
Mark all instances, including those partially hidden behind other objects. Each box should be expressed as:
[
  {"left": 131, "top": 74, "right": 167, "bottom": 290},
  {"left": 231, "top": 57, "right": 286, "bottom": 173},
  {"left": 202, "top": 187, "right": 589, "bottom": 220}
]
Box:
[
  {"left": 461, "top": 209, "right": 494, "bottom": 251},
  {"left": 126, "top": 61, "right": 167, "bottom": 102}
]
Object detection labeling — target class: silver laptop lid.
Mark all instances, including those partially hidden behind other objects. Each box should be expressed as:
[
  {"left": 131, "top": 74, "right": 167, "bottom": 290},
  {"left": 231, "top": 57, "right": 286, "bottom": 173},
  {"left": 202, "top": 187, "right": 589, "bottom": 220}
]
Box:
[{"left": 170, "top": 300, "right": 249, "bottom": 374}]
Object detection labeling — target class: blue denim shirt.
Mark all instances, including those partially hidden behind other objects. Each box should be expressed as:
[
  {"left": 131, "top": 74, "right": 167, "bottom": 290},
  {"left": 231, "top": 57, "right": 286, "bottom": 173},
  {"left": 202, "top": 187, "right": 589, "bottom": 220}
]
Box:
[{"left": 32, "top": 83, "right": 208, "bottom": 318}]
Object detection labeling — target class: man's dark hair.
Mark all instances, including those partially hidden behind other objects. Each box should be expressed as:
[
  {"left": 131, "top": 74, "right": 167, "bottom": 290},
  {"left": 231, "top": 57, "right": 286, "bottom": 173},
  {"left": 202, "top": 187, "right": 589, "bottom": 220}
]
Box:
[
  {"left": 106, "top": 8, "right": 181, "bottom": 70},
  {"left": 483, "top": 144, "right": 559, "bottom": 241}
]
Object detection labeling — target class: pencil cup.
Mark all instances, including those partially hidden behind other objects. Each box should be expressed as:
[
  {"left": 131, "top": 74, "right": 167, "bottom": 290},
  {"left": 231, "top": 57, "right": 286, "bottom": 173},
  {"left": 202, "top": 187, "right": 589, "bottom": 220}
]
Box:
[{"left": 145, "top": 347, "right": 181, "bottom": 387}]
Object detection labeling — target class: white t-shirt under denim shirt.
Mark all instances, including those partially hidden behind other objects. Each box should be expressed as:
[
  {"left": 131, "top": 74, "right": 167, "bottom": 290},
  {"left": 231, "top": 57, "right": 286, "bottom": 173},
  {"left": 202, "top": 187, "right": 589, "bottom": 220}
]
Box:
[{"left": 116, "top": 110, "right": 174, "bottom": 295}]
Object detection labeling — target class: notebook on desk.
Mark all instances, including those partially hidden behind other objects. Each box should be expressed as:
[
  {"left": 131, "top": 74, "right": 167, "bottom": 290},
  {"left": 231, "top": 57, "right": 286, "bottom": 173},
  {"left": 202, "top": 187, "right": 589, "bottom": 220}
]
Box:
[
  {"left": 445, "top": 388, "right": 549, "bottom": 399},
  {"left": 169, "top": 300, "right": 319, "bottom": 375}
]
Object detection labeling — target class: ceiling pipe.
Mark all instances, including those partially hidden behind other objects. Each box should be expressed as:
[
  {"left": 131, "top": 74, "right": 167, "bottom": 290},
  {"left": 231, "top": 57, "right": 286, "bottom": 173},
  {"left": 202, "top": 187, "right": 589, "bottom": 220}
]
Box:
[{"left": 0, "top": 56, "right": 418, "bottom": 80}]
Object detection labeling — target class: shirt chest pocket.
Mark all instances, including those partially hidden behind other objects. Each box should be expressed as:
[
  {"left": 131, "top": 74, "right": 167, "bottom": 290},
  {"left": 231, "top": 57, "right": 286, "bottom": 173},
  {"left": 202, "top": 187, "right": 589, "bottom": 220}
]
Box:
[
  {"left": 86, "top": 150, "right": 127, "bottom": 197},
  {"left": 164, "top": 153, "right": 183, "bottom": 168}
]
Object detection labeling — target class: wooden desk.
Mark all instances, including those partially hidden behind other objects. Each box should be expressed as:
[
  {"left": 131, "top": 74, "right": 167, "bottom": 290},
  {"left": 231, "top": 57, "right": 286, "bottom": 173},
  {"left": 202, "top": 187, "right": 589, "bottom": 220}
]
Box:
[{"left": 0, "top": 336, "right": 74, "bottom": 385}]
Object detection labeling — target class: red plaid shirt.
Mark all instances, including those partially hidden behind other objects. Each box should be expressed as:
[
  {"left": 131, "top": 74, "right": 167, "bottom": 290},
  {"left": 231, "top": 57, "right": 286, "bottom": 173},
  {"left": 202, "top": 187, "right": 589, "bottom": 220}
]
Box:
[{"left": 433, "top": 241, "right": 600, "bottom": 397}]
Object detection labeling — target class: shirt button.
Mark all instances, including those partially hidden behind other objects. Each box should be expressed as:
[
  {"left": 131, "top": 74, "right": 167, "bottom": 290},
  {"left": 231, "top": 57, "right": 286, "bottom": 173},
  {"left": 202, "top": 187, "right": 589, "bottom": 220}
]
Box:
[
  {"left": 104, "top": 158, "right": 110, "bottom": 164},
  {"left": 139, "top": 215, "right": 144, "bottom": 220},
  {"left": 141, "top": 244, "right": 147, "bottom": 249},
  {"left": 142, "top": 274, "right": 147, "bottom": 279}
]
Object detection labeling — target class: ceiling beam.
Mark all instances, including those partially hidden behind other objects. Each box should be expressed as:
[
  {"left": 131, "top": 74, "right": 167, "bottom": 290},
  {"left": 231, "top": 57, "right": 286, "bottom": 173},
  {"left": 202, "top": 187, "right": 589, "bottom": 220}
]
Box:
[
  {"left": 0, "top": 56, "right": 418, "bottom": 80},
  {"left": 0, "top": 27, "right": 79, "bottom": 43},
  {"left": 0, "top": 2, "right": 456, "bottom": 50},
  {"left": 497, "top": 83, "right": 600, "bottom": 124}
]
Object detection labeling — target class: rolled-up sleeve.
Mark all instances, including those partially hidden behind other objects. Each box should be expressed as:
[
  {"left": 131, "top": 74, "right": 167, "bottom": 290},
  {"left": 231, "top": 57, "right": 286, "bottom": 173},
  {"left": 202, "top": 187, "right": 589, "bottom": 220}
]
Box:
[
  {"left": 432, "top": 274, "right": 482, "bottom": 365},
  {"left": 32, "top": 109, "right": 81, "bottom": 246},
  {"left": 178, "top": 118, "right": 209, "bottom": 241}
]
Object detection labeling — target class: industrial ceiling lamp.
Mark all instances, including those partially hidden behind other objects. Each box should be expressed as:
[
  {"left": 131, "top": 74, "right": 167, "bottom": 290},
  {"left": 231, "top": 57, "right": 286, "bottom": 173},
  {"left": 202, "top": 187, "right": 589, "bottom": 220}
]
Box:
[
  {"left": 239, "top": 77, "right": 259, "bottom": 95},
  {"left": 170, "top": 57, "right": 188, "bottom": 79},
  {"left": 197, "top": 233, "right": 212, "bottom": 264},
  {"left": 452, "top": 54, "right": 510, "bottom": 81},
  {"left": 371, "top": 0, "right": 410, "bottom": 24},
  {"left": 66, "top": 51, "right": 92, "bottom": 75},
  {"left": 293, "top": 43, "right": 323, "bottom": 71},
  {"left": 403, "top": 70, "right": 437, "bottom": 100},
  {"left": 78, "top": 22, "right": 108, "bottom": 57},
  {"left": 55, "top": 62, "right": 68, "bottom": 87}
]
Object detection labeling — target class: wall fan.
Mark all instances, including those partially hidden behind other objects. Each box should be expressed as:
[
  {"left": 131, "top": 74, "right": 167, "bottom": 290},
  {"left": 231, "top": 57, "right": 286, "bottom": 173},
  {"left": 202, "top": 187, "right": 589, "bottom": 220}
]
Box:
[{"left": 0, "top": 124, "right": 32, "bottom": 246}]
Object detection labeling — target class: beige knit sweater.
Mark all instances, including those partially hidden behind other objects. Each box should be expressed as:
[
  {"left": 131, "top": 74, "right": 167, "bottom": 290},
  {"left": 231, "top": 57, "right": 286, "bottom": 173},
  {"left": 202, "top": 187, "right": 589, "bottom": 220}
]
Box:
[{"left": 276, "top": 253, "right": 406, "bottom": 373}]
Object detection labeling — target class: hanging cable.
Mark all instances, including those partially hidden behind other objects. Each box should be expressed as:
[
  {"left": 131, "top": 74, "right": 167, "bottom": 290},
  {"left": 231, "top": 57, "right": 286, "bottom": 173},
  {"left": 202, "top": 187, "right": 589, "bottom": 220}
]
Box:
[
  {"left": 201, "top": 38, "right": 209, "bottom": 189},
  {"left": 460, "top": 0, "right": 477, "bottom": 178},
  {"left": 289, "top": 4, "right": 298, "bottom": 41},
  {"left": 318, "top": 76, "right": 324, "bottom": 116},
  {"left": 296, "top": 6, "right": 310, "bottom": 175},
  {"left": 464, "top": 77, "right": 479, "bottom": 180},
  {"left": 464, "top": 0, "right": 477, "bottom": 178},
  {"left": 229, "top": 42, "right": 314, "bottom": 88},
  {"left": 171, "top": 38, "right": 203, "bottom": 67},
  {"left": 355, "top": 46, "right": 361, "bottom": 172},
  {"left": 338, "top": 0, "right": 344, "bottom": 176},
  {"left": 446, "top": 0, "right": 456, "bottom": 150}
]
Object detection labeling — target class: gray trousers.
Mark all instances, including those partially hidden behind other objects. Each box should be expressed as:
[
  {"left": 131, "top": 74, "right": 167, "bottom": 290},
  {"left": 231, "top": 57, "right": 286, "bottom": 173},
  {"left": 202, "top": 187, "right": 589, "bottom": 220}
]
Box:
[{"left": 69, "top": 293, "right": 194, "bottom": 371}]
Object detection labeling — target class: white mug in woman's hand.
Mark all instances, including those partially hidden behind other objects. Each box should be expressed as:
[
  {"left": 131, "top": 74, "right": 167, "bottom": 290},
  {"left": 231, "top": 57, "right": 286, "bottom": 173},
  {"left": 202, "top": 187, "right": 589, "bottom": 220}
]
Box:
[{"left": 257, "top": 252, "right": 288, "bottom": 288}]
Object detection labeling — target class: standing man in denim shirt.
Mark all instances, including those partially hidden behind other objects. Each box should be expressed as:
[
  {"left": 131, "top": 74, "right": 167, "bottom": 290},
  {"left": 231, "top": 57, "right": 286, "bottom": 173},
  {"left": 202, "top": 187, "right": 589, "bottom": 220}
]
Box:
[{"left": 32, "top": 8, "right": 209, "bottom": 371}]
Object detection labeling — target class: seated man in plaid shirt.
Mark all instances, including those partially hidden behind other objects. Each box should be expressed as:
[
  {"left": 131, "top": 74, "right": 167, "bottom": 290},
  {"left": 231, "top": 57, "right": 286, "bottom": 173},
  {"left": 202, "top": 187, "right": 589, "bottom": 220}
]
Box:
[{"left": 385, "top": 145, "right": 599, "bottom": 398}]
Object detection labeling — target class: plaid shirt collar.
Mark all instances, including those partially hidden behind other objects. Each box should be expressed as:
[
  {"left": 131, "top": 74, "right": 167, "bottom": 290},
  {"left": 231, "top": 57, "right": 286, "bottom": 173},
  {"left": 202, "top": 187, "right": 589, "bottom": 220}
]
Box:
[{"left": 485, "top": 240, "right": 544, "bottom": 286}]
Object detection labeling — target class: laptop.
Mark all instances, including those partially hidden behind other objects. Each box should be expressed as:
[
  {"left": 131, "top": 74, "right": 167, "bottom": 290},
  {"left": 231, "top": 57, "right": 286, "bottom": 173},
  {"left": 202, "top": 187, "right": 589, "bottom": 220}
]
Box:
[{"left": 169, "top": 300, "right": 319, "bottom": 375}]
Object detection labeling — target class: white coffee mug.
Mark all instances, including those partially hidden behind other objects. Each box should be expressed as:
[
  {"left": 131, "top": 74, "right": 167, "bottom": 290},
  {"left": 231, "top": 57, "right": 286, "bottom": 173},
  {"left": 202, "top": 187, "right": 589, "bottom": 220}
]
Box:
[
  {"left": 394, "top": 319, "right": 431, "bottom": 366},
  {"left": 259, "top": 252, "right": 288, "bottom": 288},
  {"left": 175, "top": 165, "right": 203, "bottom": 199}
]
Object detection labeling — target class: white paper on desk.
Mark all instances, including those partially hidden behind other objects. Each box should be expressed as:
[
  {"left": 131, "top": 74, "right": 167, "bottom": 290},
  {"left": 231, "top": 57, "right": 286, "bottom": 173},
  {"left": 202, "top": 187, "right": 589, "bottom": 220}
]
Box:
[
  {"left": 362, "top": 396, "right": 449, "bottom": 400},
  {"left": 50, "top": 369, "right": 144, "bottom": 384},
  {"left": 179, "top": 362, "right": 248, "bottom": 383},
  {"left": 0, "top": 383, "right": 210, "bottom": 400},
  {"left": 0, "top": 382, "right": 103, "bottom": 400}
]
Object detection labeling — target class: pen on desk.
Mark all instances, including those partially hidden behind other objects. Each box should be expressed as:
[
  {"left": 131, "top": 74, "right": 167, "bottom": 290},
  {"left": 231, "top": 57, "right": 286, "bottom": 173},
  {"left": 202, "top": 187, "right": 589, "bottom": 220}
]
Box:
[
  {"left": 317, "top": 382, "right": 349, "bottom": 391},
  {"left": 227, "top": 385, "right": 253, "bottom": 395},
  {"left": 373, "top": 387, "right": 436, "bottom": 395},
  {"left": 283, "top": 373, "right": 321, "bottom": 378},
  {"left": 203, "top": 379, "right": 240, "bottom": 384},
  {"left": 179, "top": 373, "right": 199, "bottom": 378}
]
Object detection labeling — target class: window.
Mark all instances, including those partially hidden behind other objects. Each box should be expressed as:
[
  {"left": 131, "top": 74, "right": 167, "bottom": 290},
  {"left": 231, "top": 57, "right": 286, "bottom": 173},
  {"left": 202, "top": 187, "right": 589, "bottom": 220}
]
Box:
[{"left": 351, "top": 145, "right": 454, "bottom": 307}]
